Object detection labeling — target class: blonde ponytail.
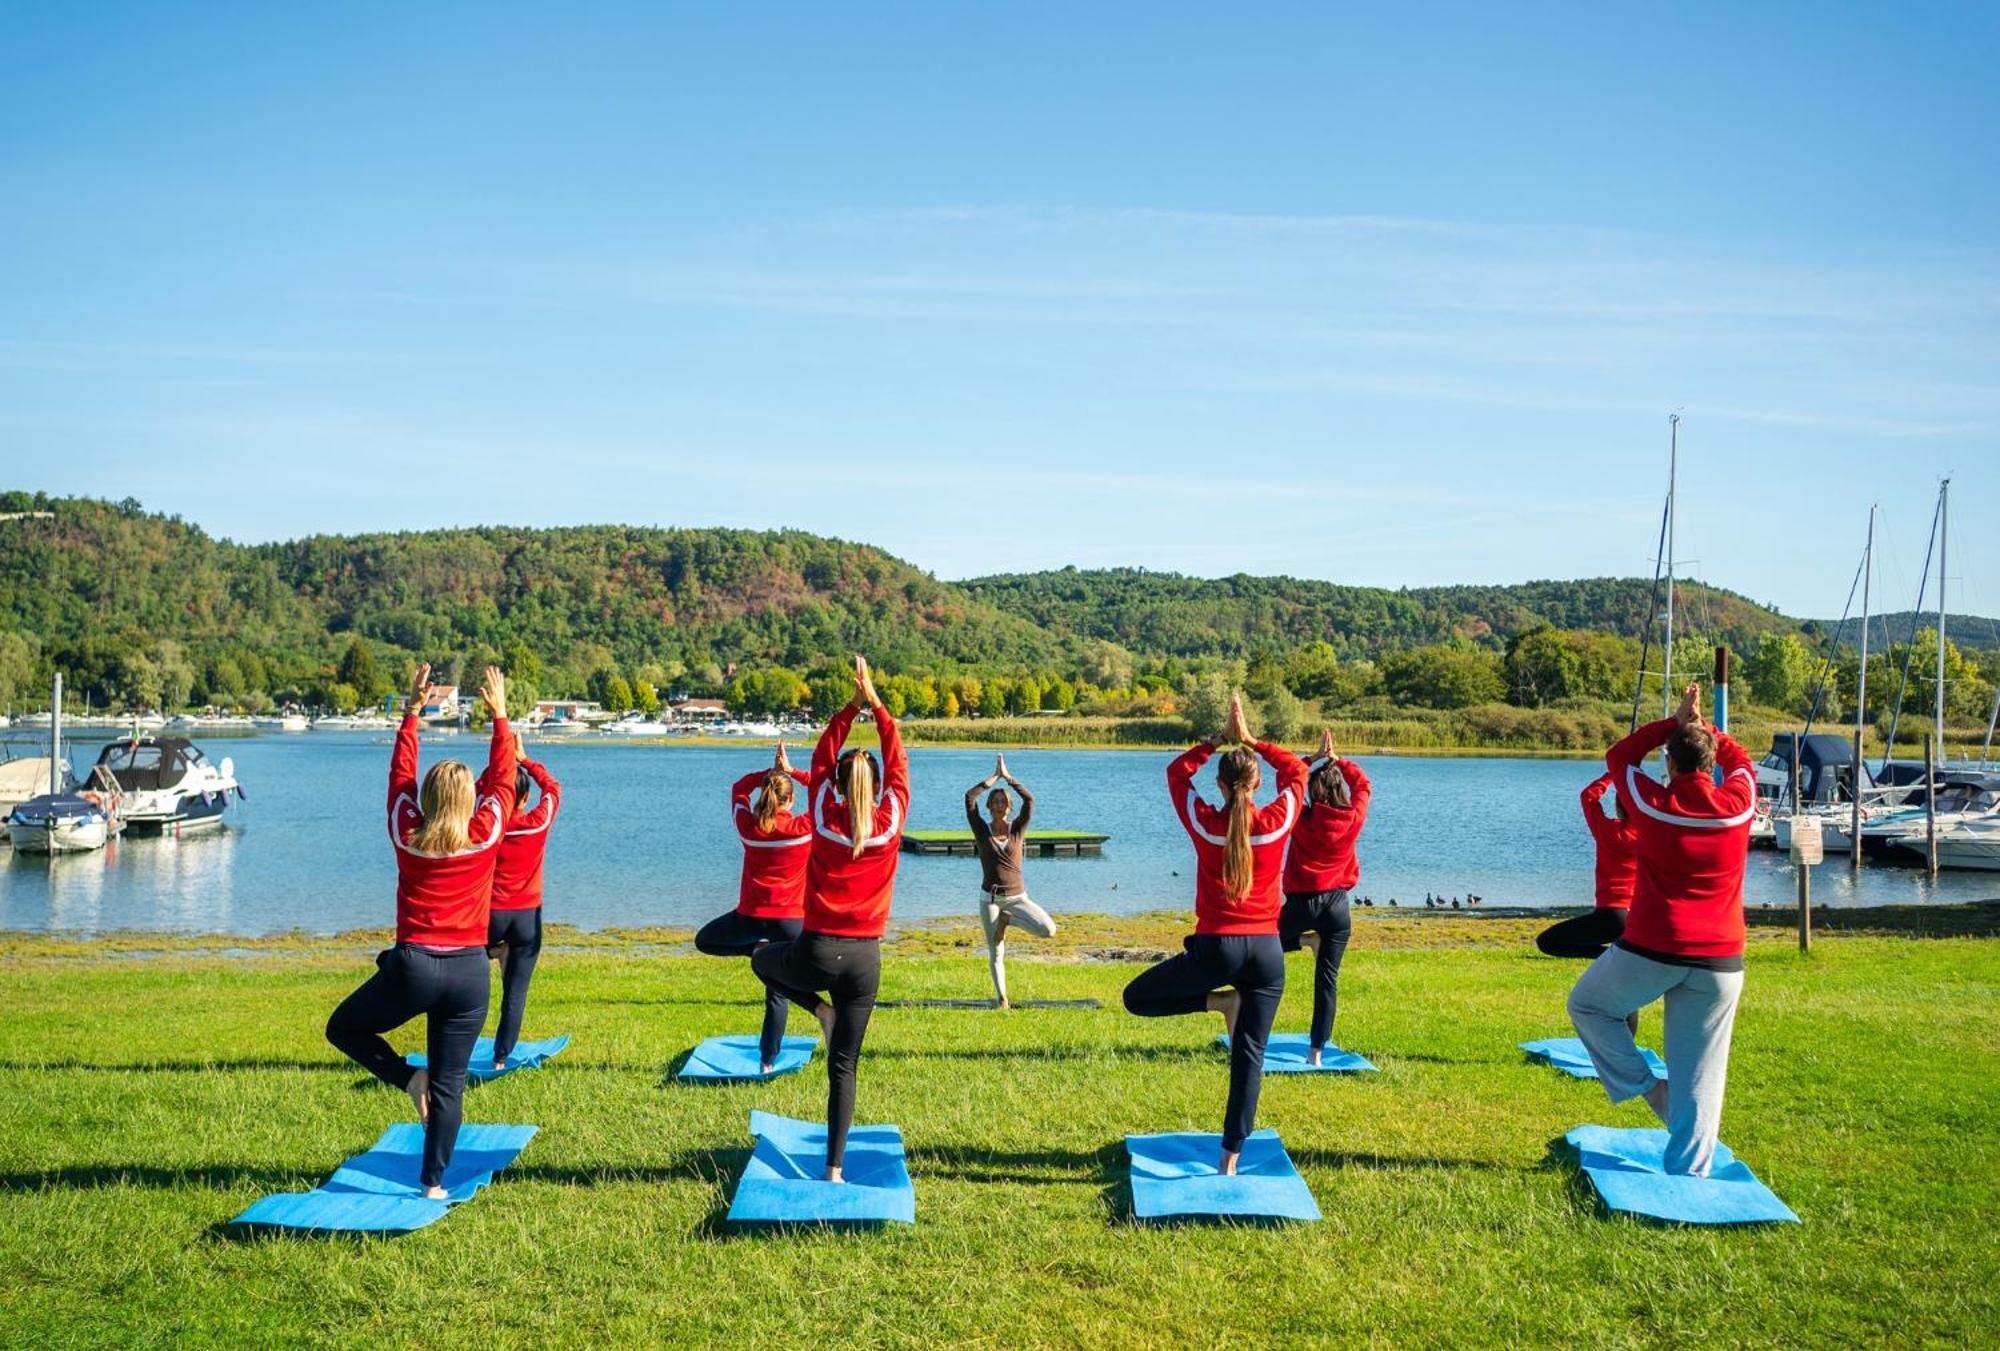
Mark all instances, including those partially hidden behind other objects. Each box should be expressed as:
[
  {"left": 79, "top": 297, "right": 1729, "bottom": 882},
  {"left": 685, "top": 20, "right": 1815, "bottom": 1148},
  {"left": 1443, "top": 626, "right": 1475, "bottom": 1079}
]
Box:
[
  {"left": 754, "top": 769, "right": 794, "bottom": 832},
  {"left": 843, "top": 753, "right": 877, "bottom": 858},
  {"left": 1217, "top": 747, "right": 1258, "bottom": 900}
]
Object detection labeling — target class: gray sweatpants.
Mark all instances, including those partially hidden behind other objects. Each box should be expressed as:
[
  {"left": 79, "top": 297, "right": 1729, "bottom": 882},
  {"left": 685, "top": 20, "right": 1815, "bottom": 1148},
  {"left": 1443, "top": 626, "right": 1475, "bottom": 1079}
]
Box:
[
  {"left": 1566, "top": 944, "right": 1744, "bottom": 1177},
  {"left": 980, "top": 892, "right": 1057, "bottom": 1004}
]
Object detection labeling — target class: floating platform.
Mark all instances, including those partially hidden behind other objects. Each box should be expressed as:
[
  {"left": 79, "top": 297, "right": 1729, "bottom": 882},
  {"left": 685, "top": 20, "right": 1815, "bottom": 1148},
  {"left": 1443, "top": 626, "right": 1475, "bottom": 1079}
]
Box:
[{"left": 900, "top": 829, "right": 1108, "bottom": 857}]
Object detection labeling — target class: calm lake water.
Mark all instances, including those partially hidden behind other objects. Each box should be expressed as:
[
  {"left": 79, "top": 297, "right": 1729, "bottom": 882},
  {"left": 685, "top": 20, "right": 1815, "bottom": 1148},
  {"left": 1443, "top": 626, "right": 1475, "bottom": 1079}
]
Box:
[{"left": 3, "top": 733, "right": 1991, "bottom": 937}]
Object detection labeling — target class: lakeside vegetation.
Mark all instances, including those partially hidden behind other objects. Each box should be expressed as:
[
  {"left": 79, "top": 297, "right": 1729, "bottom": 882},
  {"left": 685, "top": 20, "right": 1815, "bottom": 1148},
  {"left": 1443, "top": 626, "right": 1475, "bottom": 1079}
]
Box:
[
  {"left": 1, "top": 929, "right": 1993, "bottom": 1344},
  {"left": 4, "top": 491, "right": 1997, "bottom": 756}
]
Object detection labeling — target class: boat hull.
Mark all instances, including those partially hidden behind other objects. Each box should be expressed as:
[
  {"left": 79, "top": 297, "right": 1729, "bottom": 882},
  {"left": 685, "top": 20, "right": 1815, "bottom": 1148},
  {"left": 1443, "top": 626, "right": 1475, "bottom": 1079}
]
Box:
[{"left": 7, "top": 817, "right": 111, "bottom": 852}]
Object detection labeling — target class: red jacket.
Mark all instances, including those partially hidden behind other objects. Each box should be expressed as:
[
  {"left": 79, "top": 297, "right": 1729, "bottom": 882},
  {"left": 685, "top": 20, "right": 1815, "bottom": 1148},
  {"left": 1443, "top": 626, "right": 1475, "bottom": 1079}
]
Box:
[
  {"left": 1607, "top": 719, "right": 1755, "bottom": 959},
  {"left": 804, "top": 703, "right": 910, "bottom": 938},
  {"left": 733, "top": 768, "right": 811, "bottom": 919},
  {"left": 1169, "top": 741, "right": 1309, "bottom": 934},
  {"left": 1282, "top": 757, "right": 1372, "bottom": 894},
  {"left": 492, "top": 758, "right": 560, "bottom": 911},
  {"left": 387, "top": 714, "right": 517, "bottom": 947},
  {"left": 1580, "top": 771, "right": 1637, "bottom": 910}
]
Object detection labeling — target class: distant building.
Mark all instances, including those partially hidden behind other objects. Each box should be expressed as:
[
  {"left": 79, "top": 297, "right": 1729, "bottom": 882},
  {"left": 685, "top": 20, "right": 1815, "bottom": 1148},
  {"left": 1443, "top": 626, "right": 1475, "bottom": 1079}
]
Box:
[
  {"left": 671, "top": 697, "right": 729, "bottom": 721},
  {"left": 533, "top": 698, "right": 607, "bottom": 725}
]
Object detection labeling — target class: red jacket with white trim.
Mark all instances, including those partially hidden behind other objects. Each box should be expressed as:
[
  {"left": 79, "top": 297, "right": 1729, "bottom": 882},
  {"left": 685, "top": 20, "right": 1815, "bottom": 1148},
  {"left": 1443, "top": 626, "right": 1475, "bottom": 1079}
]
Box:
[
  {"left": 387, "top": 714, "right": 517, "bottom": 947},
  {"left": 733, "top": 768, "right": 811, "bottom": 919},
  {"left": 1281, "top": 756, "right": 1372, "bottom": 894},
  {"left": 804, "top": 703, "right": 910, "bottom": 938},
  {"left": 492, "top": 757, "right": 560, "bottom": 911},
  {"left": 1607, "top": 719, "right": 1754, "bottom": 958},
  {"left": 1169, "top": 740, "right": 1309, "bottom": 934},
  {"left": 1580, "top": 771, "right": 1637, "bottom": 910}
]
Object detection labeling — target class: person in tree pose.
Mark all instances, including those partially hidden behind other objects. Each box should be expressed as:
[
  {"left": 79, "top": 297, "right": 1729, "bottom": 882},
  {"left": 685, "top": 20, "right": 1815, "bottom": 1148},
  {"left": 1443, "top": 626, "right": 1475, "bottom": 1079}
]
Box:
[
  {"left": 1277, "top": 727, "right": 1372, "bottom": 1065},
  {"left": 326, "top": 663, "right": 514, "bottom": 1199},
  {"left": 1124, "top": 693, "right": 1307, "bottom": 1174},
  {"left": 696, "top": 742, "right": 811, "bottom": 1072},
  {"left": 965, "top": 753, "right": 1058, "bottom": 1009},
  {"left": 1567, "top": 682, "right": 1755, "bottom": 1177},
  {"left": 485, "top": 731, "right": 560, "bottom": 1071},
  {"left": 752, "top": 656, "right": 909, "bottom": 1181}
]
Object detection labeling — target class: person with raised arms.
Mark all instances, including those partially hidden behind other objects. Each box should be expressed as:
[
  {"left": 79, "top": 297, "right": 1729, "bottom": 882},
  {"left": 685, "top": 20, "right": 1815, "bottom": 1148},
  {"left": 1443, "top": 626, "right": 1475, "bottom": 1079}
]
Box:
[
  {"left": 326, "top": 663, "right": 515, "bottom": 1200},
  {"left": 1123, "top": 693, "right": 1307, "bottom": 1175},
  {"left": 1567, "top": 682, "right": 1755, "bottom": 1177},
  {"left": 965, "top": 753, "right": 1058, "bottom": 1009},
  {"left": 1277, "top": 727, "right": 1372, "bottom": 1065},
  {"left": 486, "top": 731, "right": 561, "bottom": 1072},
  {"left": 1536, "top": 771, "right": 1637, "bottom": 960},
  {"left": 696, "top": 742, "right": 811, "bottom": 1073},
  {"left": 752, "top": 656, "right": 909, "bottom": 1182}
]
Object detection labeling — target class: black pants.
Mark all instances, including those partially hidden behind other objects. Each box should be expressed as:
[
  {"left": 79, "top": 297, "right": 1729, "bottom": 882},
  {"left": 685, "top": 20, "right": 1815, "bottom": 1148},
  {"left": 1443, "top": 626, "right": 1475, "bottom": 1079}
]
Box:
[
  {"left": 1123, "top": 933, "right": 1286, "bottom": 1152},
  {"left": 751, "top": 932, "right": 881, "bottom": 1170},
  {"left": 326, "top": 945, "right": 489, "bottom": 1189},
  {"left": 1279, "top": 889, "right": 1352, "bottom": 1051},
  {"left": 486, "top": 906, "right": 543, "bottom": 1064},
  {"left": 1536, "top": 907, "right": 1627, "bottom": 959},
  {"left": 695, "top": 908, "right": 804, "bottom": 1066}
]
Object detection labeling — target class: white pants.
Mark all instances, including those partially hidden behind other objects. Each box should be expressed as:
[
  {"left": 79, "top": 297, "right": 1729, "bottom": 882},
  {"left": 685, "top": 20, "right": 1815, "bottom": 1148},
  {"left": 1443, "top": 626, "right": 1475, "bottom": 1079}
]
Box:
[
  {"left": 979, "top": 892, "right": 1057, "bottom": 1004},
  {"left": 1567, "top": 945, "right": 1744, "bottom": 1177}
]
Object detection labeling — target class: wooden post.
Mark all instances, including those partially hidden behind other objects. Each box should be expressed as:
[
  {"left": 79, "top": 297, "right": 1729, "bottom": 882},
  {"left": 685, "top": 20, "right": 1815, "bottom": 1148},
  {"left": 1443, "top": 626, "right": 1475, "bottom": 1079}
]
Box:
[
  {"left": 1925, "top": 734, "right": 1938, "bottom": 879},
  {"left": 1792, "top": 751, "right": 1811, "bottom": 952}
]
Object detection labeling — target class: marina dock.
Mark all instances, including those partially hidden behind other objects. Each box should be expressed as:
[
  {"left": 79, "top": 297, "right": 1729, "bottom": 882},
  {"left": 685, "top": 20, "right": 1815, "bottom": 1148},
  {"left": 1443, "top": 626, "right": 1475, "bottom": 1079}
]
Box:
[{"left": 901, "top": 829, "right": 1109, "bottom": 858}]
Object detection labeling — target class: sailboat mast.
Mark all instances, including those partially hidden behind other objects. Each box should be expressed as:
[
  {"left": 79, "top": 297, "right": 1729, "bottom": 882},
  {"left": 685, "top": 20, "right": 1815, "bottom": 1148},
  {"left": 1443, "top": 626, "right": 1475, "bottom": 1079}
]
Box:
[
  {"left": 1853, "top": 506, "right": 1873, "bottom": 868},
  {"left": 1663, "top": 414, "right": 1679, "bottom": 716},
  {"left": 50, "top": 671, "right": 62, "bottom": 796},
  {"left": 1935, "top": 478, "right": 1948, "bottom": 762}
]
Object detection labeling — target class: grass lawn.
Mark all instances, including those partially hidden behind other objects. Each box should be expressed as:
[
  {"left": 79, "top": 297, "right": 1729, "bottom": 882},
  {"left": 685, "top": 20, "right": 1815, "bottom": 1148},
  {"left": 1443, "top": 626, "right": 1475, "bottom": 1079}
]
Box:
[{"left": 1, "top": 924, "right": 1995, "bottom": 1346}]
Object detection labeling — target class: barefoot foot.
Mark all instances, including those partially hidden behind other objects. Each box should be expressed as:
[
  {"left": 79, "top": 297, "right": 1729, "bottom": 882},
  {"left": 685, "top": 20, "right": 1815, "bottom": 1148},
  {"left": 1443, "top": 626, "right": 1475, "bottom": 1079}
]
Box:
[
  {"left": 1642, "top": 1078, "right": 1671, "bottom": 1123},
  {"left": 423, "top": 1184, "right": 449, "bottom": 1200},
  {"left": 825, "top": 1164, "right": 845, "bottom": 1184},
  {"left": 405, "top": 1068, "right": 430, "bottom": 1125},
  {"left": 1219, "top": 1149, "right": 1240, "bottom": 1176},
  {"left": 1208, "top": 989, "right": 1243, "bottom": 1042},
  {"left": 1307, "top": 1047, "right": 1323, "bottom": 1067}
]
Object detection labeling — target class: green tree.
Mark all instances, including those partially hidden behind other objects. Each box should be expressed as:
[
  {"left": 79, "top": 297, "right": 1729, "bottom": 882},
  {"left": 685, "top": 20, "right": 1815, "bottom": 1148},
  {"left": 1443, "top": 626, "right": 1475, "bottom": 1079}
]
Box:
[
  {"left": 0, "top": 631, "right": 38, "bottom": 712},
  {"left": 1042, "top": 677, "right": 1077, "bottom": 712},
  {"left": 633, "top": 679, "right": 661, "bottom": 714},
  {"left": 978, "top": 677, "right": 1010, "bottom": 719},
  {"left": 1380, "top": 645, "right": 1505, "bottom": 709},
  {"left": 1504, "top": 626, "right": 1580, "bottom": 708},
  {"left": 1745, "top": 633, "right": 1813, "bottom": 711},
  {"left": 336, "top": 639, "right": 385, "bottom": 703},
  {"left": 1181, "top": 673, "right": 1235, "bottom": 741},
  {"left": 1283, "top": 642, "right": 1343, "bottom": 700},
  {"left": 602, "top": 674, "right": 633, "bottom": 713},
  {"left": 325, "top": 682, "right": 360, "bottom": 713},
  {"left": 1258, "top": 684, "right": 1303, "bottom": 742}
]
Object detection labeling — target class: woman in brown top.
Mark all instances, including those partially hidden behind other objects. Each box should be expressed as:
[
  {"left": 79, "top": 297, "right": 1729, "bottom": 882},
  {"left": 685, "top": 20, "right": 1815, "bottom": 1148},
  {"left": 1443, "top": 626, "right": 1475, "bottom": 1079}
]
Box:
[{"left": 966, "top": 754, "right": 1058, "bottom": 1009}]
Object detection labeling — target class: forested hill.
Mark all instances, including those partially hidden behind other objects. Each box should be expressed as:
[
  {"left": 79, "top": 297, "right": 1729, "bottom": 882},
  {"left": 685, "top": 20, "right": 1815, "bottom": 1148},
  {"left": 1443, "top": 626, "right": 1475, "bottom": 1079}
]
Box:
[
  {"left": 11, "top": 492, "right": 1989, "bottom": 719},
  {"left": 960, "top": 567, "right": 1795, "bottom": 661},
  {"left": 0, "top": 492, "right": 1063, "bottom": 705}
]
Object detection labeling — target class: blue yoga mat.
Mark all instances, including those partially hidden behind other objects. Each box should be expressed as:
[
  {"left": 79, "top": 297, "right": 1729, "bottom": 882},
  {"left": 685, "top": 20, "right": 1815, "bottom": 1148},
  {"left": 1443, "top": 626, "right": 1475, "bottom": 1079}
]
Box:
[
  {"left": 1565, "top": 1125, "right": 1800, "bottom": 1226},
  {"left": 677, "top": 1035, "right": 818, "bottom": 1083},
  {"left": 1216, "top": 1032, "right": 1377, "bottom": 1074},
  {"left": 726, "top": 1110, "right": 915, "bottom": 1225},
  {"left": 1521, "top": 1037, "right": 1664, "bottom": 1081},
  {"left": 226, "top": 1122, "right": 539, "bottom": 1234},
  {"left": 406, "top": 1034, "right": 570, "bottom": 1082},
  {"left": 1126, "top": 1129, "right": 1321, "bottom": 1223}
]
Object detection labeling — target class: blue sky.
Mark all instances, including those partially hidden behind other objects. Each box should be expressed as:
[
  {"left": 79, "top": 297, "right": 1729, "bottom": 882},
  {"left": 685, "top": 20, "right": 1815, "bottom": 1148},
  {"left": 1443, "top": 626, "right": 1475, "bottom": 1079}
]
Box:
[{"left": 3, "top": 3, "right": 1996, "bottom": 619}]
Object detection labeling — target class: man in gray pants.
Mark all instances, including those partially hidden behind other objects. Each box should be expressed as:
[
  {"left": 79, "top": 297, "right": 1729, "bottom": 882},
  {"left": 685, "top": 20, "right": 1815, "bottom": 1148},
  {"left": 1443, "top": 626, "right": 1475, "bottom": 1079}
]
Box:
[{"left": 1568, "top": 683, "right": 1755, "bottom": 1178}]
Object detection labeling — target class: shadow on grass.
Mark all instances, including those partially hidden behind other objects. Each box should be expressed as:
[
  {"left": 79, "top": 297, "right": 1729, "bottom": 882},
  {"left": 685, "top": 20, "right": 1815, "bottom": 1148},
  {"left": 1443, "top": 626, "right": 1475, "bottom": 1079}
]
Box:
[
  {"left": 911, "top": 1140, "right": 1124, "bottom": 1185},
  {"left": 0, "top": 1058, "right": 361, "bottom": 1074},
  {"left": 0, "top": 1163, "right": 315, "bottom": 1193},
  {"left": 863, "top": 1044, "right": 1210, "bottom": 1065}
]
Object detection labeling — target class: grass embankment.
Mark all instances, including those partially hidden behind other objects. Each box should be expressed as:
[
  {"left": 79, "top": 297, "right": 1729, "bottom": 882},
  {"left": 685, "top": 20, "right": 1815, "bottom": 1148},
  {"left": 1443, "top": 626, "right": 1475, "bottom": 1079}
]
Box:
[{"left": 1, "top": 929, "right": 1995, "bottom": 1345}]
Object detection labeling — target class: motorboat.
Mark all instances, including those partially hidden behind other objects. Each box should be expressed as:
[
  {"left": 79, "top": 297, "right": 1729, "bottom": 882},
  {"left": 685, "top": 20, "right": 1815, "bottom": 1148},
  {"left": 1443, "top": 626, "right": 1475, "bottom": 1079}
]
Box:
[
  {"left": 253, "top": 712, "right": 310, "bottom": 733},
  {"left": 1908, "top": 816, "right": 2000, "bottom": 871},
  {"left": 92, "top": 737, "right": 242, "bottom": 835},
  {"left": 7, "top": 790, "right": 121, "bottom": 852},
  {"left": 0, "top": 752, "right": 71, "bottom": 818},
  {"left": 604, "top": 711, "right": 673, "bottom": 736}
]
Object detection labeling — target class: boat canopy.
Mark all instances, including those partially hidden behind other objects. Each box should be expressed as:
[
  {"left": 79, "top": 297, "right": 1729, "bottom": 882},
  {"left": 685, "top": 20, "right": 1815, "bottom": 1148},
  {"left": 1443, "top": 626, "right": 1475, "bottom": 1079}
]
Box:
[
  {"left": 1761, "top": 733, "right": 1872, "bottom": 805},
  {"left": 8, "top": 792, "right": 106, "bottom": 823},
  {"left": 94, "top": 737, "right": 208, "bottom": 791}
]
